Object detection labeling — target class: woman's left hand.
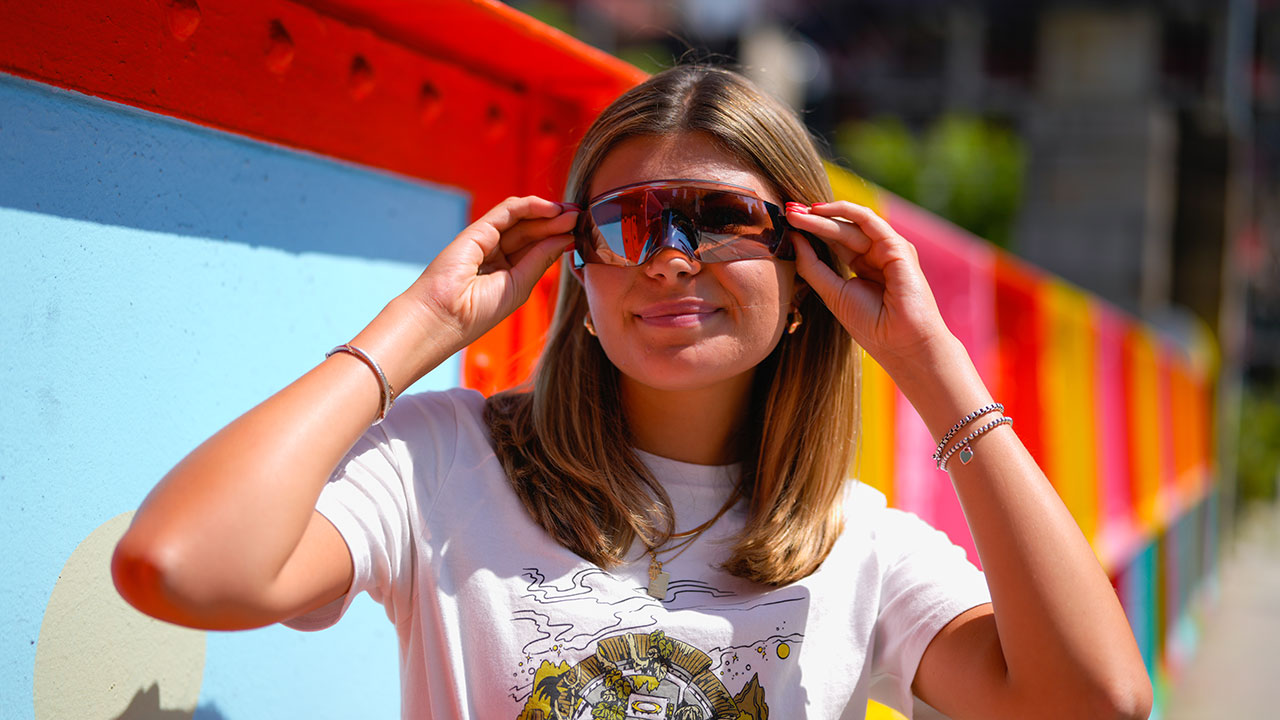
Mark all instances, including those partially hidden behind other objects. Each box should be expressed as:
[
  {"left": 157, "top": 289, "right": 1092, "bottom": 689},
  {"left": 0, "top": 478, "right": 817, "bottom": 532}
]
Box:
[{"left": 787, "top": 201, "right": 951, "bottom": 367}]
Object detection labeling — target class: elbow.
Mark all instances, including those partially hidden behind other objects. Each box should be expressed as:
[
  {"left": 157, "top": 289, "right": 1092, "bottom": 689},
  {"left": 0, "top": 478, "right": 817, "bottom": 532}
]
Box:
[
  {"left": 111, "top": 530, "right": 214, "bottom": 628},
  {"left": 112, "top": 533, "right": 170, "bottom": 620},
  {"left": 112, "top": 529, "right": 278, "bottom": 631},
  {"left": 111, "top": 531, "right": 192, "bottom": 624},
  {"left": 1086, "top": 673, "right": 1154, "bottom": 720}
]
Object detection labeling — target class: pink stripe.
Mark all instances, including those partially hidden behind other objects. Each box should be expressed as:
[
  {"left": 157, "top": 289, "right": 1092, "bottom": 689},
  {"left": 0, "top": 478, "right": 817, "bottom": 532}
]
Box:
[{"left": 885, "top": 197, "right": 988, "bottom": 567}]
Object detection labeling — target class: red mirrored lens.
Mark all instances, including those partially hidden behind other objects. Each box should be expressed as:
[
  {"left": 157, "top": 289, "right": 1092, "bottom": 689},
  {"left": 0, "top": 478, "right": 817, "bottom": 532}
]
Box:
[{"left": 574, "top": 180, "right": 791, "bottom": 268}]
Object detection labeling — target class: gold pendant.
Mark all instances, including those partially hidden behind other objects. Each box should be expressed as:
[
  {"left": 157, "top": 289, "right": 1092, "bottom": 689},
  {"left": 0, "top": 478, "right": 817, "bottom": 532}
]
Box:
[
  {"left": 647, "top": 570, "right": 670, "bottom": 600},
  {"left": 647, "top": 554, "right": 669, "bottom": 600}
]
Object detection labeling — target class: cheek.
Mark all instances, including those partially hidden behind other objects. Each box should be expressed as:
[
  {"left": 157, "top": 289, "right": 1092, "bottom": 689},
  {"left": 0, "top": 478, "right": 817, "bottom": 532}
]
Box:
[{"left": 725, "top": 264, "right": 793, "bottom": 327}]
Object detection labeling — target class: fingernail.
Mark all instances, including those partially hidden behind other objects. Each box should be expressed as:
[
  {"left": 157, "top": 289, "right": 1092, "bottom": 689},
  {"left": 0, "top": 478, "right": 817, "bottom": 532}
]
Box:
[
  {"left": 786, "top": 202, "right": 811, "bottom": 214},
  {"left": 558, "top": 202, "right": 582, "bottom": 212}
]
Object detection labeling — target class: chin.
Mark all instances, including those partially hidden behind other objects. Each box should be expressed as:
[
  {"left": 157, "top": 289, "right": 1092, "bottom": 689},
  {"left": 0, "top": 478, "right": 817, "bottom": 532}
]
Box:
[{"left": 612, "top": 346, "right": 764, "bottom": 394}]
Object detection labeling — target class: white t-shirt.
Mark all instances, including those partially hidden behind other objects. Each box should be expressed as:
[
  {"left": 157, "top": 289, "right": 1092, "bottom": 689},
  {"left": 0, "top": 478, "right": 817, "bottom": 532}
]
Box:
[{"left": 285, "top": 388, "right": 991, "bottom": 719}]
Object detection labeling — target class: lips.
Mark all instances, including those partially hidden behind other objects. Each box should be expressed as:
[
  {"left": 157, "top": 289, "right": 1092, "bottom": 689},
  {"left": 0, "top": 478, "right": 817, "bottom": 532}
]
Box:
[{"left": 635, "top": 299, "right": 720, "bottom": 327}]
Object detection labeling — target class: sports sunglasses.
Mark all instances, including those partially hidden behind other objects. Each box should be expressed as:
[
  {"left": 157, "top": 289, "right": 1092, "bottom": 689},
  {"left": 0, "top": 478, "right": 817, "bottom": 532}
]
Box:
[{"left": 572, "top": 179, "right": 808, "bottom": 269}]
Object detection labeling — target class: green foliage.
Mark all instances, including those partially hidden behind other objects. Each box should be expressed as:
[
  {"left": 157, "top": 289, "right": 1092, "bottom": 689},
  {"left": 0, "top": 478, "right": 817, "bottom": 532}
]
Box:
[
  {"left": 648, "top": 629, "right": 674, "bottom": 661},
  {"left": 513, "top": 1, "right": 575, "bottom": 35},
  {"left": 591, "top": 701, "right": 626, "bottom": 720},
  {"left": 837, "top": 113, "right": 1026, "bottom": 249},
  {"left": 1239, "top": 381, "right": 1280, "bottom": 504},
  {"left": 602, "top": 668, "right": 635, "bottom": 699},
  {"left": 837, "top": 116, "right": 919, "bottom": 201},
  {"left": 616, "top": 45, "right": 679, "bottom": 75}
]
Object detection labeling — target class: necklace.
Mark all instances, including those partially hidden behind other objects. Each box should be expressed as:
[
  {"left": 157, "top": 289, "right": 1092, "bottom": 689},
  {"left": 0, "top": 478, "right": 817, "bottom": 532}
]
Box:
[{"left": 645, "top": 488, "right": 741, "bottom": 600}]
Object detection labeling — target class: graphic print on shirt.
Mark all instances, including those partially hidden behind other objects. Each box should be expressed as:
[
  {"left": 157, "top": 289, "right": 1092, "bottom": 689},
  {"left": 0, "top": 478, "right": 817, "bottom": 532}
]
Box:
[{"left": 510, "top": 567, "right": 803, "bottom": 719}]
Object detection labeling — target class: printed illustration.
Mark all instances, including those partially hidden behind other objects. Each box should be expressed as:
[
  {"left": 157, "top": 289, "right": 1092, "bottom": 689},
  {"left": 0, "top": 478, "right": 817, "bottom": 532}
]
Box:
[{"left": 511, "top": 568, "right": 803, "bottom": 719}]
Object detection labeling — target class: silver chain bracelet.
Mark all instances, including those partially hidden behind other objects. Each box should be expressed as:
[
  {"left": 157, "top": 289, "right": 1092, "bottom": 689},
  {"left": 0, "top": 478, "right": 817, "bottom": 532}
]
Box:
[
  {"left": 931, "top": 403, "right": 1004, "bottom": 463},
  {"left": 937, "top": 416, "right": 1013, "bottom": 471}
]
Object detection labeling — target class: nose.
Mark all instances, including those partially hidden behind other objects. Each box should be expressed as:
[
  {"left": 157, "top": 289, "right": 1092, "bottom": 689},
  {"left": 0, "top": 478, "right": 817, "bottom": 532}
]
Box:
[{"left": 640, "top": 209, "right": 702, "bottom": 278}]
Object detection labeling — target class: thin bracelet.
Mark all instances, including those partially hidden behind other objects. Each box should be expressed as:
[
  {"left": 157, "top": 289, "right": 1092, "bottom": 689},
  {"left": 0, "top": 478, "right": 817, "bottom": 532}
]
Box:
[
  {"left": 932, "top": 403, "right": 1004, "bottom": 462},
  {"left": 938, "top": 416, "right": 1013, "bottom": 472},
  {"left": 326, "top": 344, "right": 395, "bottom": 424}
]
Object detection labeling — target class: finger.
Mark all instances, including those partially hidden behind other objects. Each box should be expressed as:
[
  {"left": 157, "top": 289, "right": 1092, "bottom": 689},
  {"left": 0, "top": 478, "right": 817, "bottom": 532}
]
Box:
[
  {"left": 807, "top": 201, "right": 899, "bottom": 242},
  {"left": 465, "top": 196, "right": 568, "bottom": 255},
  {"left": 786, "top": 210, "right": 874, "bottom": 262},
  {"left": 802, "top": 202, "right": 924, "bottom": 284},
  {"left": 848, "top": 252, "right": 886, "bottom": 286},
  {"left": 508, "top": 233, "right": 574, "bottom": 297},
  {"left": 793, "top": 234, "right": 884, "bottom": 332},
  {"left": 792, "top": 232, "right": 852, "bottom": 304},
  {"left": 504, "top": 214, "right": 574, "bottom": 269},
  {"left": 497, "top": 209, "right": 579, "bottom": 258}
]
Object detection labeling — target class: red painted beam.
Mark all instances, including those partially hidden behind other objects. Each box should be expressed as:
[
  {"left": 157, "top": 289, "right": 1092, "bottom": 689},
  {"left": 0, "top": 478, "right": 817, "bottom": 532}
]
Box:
[{"left": 0, "top": 0, "right": 644, "bottom": 215}]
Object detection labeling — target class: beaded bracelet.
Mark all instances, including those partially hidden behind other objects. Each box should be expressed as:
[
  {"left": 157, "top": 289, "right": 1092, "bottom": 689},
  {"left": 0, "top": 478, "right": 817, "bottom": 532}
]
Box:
[
  {"left": 327, "top": 344, "right": 395, "bottom": 424},
  {"left": 931, "top": 403, "right": 1004, "bottom": 463},
  {"left": 937, "top": 416, "right": 1013, "bottom": 472}
]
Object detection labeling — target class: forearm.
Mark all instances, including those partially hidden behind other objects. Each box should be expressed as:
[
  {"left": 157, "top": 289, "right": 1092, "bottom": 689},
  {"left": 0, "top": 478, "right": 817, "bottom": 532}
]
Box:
[
  {"left": 888, "top": 335, "right": 1149, "bottom": 713},
  {"left": 115, "top": 296, "right": 455, "bottom": 606}
]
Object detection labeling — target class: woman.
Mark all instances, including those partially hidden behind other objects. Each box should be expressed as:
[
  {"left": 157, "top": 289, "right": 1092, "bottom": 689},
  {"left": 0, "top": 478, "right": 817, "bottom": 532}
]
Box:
[{"left": 114, "top": 66, "right": 1152, "bottom": 719}]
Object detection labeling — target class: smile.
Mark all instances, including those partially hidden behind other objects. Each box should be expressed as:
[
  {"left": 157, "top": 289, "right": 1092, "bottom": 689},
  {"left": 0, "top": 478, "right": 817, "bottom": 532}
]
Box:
[{"left": 635, "top": 300, "right": 720, "bottom": 328}]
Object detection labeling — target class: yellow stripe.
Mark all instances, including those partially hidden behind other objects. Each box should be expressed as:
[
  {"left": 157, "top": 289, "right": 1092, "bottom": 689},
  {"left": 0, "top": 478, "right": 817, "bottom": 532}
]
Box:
[
  {"left": 1039, "top": 281, "right": 1099, "bottom": 541},
  {"left": 866, "top": 700, "right": 909, "bottom": 720},
  {"left": 825, "top": 162, "right": 883, "bottom": 213},
  {"left": 1128, "top": 329, "right": 1164, "bottom": 531},
  {"left": 858, "top": 351, "right": 897, "bottom": 504}
]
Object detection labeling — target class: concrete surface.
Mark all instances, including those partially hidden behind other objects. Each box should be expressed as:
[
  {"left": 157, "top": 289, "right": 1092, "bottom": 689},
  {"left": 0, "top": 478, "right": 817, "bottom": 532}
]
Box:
[{"left": 1163, "top": 500, "right": 1280, "bottom": 719}]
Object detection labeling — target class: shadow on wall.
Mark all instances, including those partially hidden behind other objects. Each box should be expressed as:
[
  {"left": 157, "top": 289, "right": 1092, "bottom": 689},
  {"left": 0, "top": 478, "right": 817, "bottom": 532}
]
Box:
[{"left": 110, "top": 685, "right": 228, "bottom": 720}]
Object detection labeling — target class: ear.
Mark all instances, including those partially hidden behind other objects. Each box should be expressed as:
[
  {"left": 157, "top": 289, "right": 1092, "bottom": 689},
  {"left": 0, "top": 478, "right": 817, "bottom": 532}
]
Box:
[{"left": 791, "top": 275, "right": 811, "bottom": 308}]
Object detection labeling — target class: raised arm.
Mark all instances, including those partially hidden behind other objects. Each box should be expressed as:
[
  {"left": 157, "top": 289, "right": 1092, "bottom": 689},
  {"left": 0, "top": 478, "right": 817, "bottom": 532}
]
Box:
[
  {"left": 112, "top": 197, "right": 578, "bottom": 631},
  {"left": 788, "top": 201, "right": 1152, "bottom": 720}
]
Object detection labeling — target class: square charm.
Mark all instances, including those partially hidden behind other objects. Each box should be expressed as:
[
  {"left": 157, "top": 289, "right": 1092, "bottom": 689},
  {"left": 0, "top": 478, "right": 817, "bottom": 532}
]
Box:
[{"left": 647, "top": 571, "right": 669, "bottom": 600}]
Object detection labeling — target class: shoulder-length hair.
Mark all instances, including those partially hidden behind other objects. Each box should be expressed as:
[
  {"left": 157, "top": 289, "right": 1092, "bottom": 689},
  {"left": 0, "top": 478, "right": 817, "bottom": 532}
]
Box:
[{"left": 486, "top": 65, "right": 860, "bottom": 586}]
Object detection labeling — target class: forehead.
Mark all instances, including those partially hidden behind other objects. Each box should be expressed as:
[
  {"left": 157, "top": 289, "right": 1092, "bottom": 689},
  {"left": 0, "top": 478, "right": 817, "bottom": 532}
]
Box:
[{"left": 588, "top": 133, "right": 779, "bottom": 205}]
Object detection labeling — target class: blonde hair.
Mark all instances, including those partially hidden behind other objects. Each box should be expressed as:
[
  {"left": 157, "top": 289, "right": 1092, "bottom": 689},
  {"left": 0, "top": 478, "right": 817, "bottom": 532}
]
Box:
[{"left": 486, "top": 65, "right": 860, "bottom": 585}]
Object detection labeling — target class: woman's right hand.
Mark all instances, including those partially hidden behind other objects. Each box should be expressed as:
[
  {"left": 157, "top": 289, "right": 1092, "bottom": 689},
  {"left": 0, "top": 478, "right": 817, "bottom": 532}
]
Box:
[{"left": 401, "top": 195, "right": 578, "bottom": 351}]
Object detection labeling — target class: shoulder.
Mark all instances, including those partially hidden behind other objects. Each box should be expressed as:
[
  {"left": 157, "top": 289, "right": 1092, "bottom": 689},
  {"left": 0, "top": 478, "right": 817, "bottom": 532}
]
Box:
[
  {"left": 384, "top": 387, "right": 487, "bottom": 433},
  {"left": 838, "top": 482, "right": 966, "bottom": 565}
]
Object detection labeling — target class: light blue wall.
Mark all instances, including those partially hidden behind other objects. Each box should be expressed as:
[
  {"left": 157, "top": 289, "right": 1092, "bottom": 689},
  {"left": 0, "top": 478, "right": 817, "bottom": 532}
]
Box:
[{"left": 1, "top": 74, "right": 468, "bottom": 718}]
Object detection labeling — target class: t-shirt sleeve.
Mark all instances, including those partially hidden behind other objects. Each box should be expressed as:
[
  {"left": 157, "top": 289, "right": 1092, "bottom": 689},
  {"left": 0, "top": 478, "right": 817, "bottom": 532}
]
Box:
[
  {"left": 281, "top": 390, "right": 469, "bottom": 631},
  {"left": 868, "top": 506, "right": 992, "bottom": 716}
]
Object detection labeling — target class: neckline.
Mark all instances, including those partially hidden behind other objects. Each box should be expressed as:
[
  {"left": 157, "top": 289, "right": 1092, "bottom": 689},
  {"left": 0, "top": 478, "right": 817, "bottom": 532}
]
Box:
[{"left": 634, "top": 448, "right": 741, "bottom": 490}]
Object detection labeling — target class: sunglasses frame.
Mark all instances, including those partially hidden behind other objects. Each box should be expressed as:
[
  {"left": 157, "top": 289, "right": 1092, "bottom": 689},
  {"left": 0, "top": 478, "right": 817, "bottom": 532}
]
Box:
[{"left": 572, "top": 178, "right": 807, "bottom": 269}]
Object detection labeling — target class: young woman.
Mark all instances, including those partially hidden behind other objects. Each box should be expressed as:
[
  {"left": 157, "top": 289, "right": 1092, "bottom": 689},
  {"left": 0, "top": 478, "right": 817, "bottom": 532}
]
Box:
[{"left": 114, "top": 66, "right": 1152, "bottom": 719}]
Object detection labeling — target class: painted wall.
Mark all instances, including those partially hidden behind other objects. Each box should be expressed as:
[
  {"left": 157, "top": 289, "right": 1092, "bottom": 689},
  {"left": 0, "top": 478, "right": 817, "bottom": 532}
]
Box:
[{"left": 1, "top": 73, "right": 455, "bottom": 719}]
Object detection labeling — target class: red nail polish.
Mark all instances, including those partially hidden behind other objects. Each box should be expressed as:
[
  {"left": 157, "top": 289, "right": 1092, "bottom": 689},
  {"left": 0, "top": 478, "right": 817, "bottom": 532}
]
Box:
[{"left": 558, "top": 202, "right": 582, "bottom": 212}]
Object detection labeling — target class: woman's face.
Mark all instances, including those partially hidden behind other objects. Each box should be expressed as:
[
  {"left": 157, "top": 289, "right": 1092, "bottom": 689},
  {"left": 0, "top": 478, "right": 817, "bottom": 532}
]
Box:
[{"left": 578, "top": 132, "right": 799, "bottom": 395}]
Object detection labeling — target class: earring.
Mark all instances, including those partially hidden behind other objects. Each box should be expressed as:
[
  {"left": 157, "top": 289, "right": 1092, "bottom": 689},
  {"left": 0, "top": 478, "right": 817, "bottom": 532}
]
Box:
[
  {"left": 583, "top": 313, "right": 597, "bottom": 337},
  {"left": 786, "top": 308, "right": 803, "bottom": 335}
]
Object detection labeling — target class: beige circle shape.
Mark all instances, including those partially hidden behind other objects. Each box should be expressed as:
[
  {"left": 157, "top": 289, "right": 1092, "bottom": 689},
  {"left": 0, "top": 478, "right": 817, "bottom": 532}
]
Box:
[{"left": 34, "top": 511, "right": 206, "bottom": 719}]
